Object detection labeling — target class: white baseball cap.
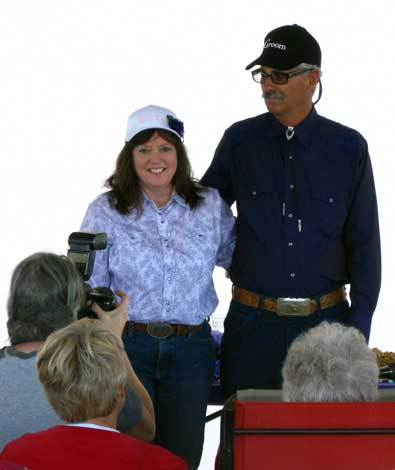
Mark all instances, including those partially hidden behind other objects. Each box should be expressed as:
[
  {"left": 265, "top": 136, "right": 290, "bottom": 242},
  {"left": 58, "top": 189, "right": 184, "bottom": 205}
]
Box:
[{"left": 125, "top": 105, "right": 184, "bottom": 142}]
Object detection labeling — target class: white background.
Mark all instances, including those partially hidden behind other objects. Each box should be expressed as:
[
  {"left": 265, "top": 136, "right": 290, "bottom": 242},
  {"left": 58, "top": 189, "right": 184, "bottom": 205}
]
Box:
[{"left": 0, "top": 1, "right": 394, "bottom": 466}]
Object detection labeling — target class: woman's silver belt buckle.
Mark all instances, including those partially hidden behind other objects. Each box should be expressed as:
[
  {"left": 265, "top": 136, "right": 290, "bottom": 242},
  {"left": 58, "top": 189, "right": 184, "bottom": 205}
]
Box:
[
  {"left": 277, "top": 298, "right": 312, "bottom": 316},
  {"left": 147, "top": 322, "right": 173, "bottom": 338}
]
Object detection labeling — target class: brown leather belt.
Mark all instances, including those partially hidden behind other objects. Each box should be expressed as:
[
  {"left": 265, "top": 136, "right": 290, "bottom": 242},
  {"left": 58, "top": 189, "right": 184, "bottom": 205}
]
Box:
[
  {"left": 233, "top": 286, "right": 346, "bottom": 317},
  {"left": 126, "top": 321, "right": 205, "bottom": 338}
]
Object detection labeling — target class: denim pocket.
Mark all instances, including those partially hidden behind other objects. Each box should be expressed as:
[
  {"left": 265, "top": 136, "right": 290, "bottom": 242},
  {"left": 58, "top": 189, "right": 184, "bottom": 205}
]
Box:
[{"left": 189, "top": 322, "right": 215, "bottom": 348}]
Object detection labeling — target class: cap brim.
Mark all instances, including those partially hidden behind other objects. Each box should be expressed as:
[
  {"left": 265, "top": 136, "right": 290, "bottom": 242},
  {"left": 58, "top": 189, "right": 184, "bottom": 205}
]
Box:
[
  {"left": 245, "top": 54, "right": 303, "bottom": 71},
  {"left": 245, "top": 58, "right": 260, "bottom": 70}
]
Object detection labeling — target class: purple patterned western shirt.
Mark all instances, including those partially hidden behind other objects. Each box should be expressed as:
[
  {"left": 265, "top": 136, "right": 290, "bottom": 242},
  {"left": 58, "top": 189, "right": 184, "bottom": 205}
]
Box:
[{"left": 80, "top": 188, "right": 236, "bottom": 324}]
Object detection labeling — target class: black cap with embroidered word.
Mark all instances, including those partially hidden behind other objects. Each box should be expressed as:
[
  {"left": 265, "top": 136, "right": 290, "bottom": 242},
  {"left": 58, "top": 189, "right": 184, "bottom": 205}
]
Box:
[{"left": 245, "top": 24, "right": 321, "bottom": 71}]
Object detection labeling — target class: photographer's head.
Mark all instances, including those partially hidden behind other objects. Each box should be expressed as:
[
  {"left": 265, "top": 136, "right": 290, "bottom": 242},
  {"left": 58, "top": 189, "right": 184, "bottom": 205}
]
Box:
[
  {"left": 7, "top": 252, "right": 85, "bottom": 345},
  {"left": 37, "top": 318, "right": 127, "bottom": 423},
  {"left": 282, "top": 321, "right": 379, "bottom": 402}
]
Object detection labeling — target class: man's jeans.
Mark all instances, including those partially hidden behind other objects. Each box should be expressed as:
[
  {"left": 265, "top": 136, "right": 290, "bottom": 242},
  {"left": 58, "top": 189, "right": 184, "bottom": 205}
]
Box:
[
  {"left": 123, "top": 321, "right": 215, "bottom": 470},
  {"left": 220, "top": 299, "right": 350, "bottom": 399}
]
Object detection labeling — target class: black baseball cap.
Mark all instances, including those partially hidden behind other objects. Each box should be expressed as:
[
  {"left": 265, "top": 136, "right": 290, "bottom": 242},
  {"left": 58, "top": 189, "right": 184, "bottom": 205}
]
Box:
[{"left": 245, "top": 24, "right": 321, "bottom": 71}]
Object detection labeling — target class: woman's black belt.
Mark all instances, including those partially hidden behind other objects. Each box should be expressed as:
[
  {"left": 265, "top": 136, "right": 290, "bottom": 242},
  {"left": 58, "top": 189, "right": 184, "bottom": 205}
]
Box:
[{"left": 125, "top": 321, "right": 205, "bottom": 338}]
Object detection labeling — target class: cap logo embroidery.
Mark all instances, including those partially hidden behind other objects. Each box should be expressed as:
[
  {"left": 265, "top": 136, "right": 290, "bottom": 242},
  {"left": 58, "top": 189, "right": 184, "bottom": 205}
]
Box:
[
  {"left": 264, "top": 38, "right": 286, "bottom": 51},
  {"left": 137, "top": 114, "right": 163, "bottom": 124}
]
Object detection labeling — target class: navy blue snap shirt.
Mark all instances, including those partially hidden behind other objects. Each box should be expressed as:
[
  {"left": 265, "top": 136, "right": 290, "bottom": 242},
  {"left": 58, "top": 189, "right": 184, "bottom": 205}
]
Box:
[{"left": 201, "top": 108, "right": 381, "bottom": 339}]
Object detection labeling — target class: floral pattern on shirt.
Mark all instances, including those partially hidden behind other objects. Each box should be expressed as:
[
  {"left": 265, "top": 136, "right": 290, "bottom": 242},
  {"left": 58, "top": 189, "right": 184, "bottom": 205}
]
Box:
[{"left": 80, "top": 188, "right": 236, "bottom": 324}]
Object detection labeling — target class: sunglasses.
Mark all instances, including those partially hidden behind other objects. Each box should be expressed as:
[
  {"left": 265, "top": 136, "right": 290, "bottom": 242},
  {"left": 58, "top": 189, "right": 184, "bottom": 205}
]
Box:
[{"left": 251, "top": 67, "right": 315, "bottom": 85}]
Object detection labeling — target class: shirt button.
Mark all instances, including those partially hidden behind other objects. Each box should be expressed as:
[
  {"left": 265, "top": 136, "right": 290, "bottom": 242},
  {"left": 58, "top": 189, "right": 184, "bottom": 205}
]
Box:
[
  {"left": 288, "top": 213, "right": 293, "bottom": 218},
  {"left": 289, "top": 155, "right": 293, "bottom": 160},
  {"left": 288, "top": 242, "right": 293, "bottom": 247},
  {"left": 161, "top": 220, "right": 165, "bottom": 224},
  {"left": 290, "top": 184, "right": 295, "bottom": 189},
  {"left": 252, "top": 190, "right": 257, "bottom": 196},
  {"left": 329, "top": 198, "right": 334, "bottom": 203},
  {"left": 290, "top": 273, "right": 295, "bottom": 278}
]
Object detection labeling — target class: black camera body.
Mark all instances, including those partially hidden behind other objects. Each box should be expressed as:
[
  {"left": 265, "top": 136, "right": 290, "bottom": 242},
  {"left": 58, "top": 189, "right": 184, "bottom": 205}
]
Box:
[{"left": 67, "top": 231, "right": 117, "bottom": 318}]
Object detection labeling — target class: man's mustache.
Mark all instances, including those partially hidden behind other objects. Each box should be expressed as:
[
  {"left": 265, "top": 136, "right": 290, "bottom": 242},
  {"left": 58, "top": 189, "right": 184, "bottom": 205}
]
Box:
[{"left": 262, "top": 90, "right": 284, "bottom": 100}]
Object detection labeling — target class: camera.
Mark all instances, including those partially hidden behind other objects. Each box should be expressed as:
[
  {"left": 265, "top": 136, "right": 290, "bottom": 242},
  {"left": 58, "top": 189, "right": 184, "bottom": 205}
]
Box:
[{"left": 67, "top": 231, "right": 117, "bottom": 318}]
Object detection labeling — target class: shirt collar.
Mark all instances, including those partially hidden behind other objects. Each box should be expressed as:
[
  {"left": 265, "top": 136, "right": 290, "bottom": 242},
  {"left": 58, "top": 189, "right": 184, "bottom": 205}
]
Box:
[
  {"left": 3, "top": 345, "right": 38, "bottom": 360},
  {"left": 172, "top": 191, "right": 189, "bottom": 209},
  {"left": 142, "top": 189, "right": 188, "bottom": 210},
  {"left": 66, "top": 423, "right": 119, "bottom": 433},
  {"left": 267, "top": 107, "right": 319, "bottom": 146}
]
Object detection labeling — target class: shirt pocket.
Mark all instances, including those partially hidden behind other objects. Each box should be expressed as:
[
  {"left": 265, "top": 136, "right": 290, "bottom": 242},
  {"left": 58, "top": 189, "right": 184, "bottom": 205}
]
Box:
[
  {"left": 311, "top": 189, "right": 348, "bottom": 237},
  {"left": 125, "top": 231, "right": 146, "bottom": 244},
  {"left": 238, "top": 185, "right": 280, "bottom": 242},
  {"left": 110, "top": 230, "right": 153, "bottom": 280},
  {"left": 173, "top": 225, "right": 217, "bottom": 283},
  {"left": 182, "top": 226, "right": 217, "bottom": 261}
]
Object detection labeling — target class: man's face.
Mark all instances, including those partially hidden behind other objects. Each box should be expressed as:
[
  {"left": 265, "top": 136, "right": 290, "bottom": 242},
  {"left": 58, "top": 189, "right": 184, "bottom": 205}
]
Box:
[{"left": 260, "top": 66, "right": 319, "bottom": 126}]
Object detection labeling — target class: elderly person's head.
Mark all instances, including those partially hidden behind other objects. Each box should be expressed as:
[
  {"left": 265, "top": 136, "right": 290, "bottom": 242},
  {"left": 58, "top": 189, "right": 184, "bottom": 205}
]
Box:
[
  {"left": 7, "top": 252, "right": 85, "bottom": 345},
  {"left": 37, "top": 318, "right": 127, "bottom": 422},
  {"left": 246, "top": 24, "right": 323, "bottom": 123},
  {"left": 282, "top": 321, "right": 379, "bottom": 402},
  {"left": 105, "top": 105, "right": 205, "bottom": 213}
]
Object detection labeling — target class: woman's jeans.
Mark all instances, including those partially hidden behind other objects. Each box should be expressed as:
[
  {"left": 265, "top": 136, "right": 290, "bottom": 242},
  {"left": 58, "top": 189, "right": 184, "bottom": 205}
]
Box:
[{"left": 123, "top": 321, "right": 215, "bottom": 470}]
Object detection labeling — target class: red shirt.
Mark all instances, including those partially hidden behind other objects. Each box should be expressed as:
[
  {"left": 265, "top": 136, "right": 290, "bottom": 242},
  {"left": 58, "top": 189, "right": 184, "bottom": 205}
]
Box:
[{"left": 0, "top": 425, "right": 187, "bottom": 470}]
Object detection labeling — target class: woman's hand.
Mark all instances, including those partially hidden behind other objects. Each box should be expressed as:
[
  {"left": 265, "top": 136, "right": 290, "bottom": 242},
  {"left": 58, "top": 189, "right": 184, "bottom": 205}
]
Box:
[{"left": 92, "top": 289, "right": 128, "bottom": 338}]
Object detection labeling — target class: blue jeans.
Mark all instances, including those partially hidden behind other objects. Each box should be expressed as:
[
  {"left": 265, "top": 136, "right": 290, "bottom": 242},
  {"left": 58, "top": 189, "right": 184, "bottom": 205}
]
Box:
[
  {"left": 220, "top": 299, "right": 350, "bottom": 399},
  {"left": 123, "top": 321, "right": 216, "bottom": 470}
]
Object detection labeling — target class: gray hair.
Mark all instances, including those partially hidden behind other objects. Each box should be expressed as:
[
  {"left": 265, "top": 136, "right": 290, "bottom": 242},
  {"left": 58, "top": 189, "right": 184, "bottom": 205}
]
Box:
[
  {"left": 297, "top": 63, "right": 322, "bottom": 98},
  {"left": 298, "top": 62, "right": 322, "bottom": 78},
  {"left": 282, "top": 322, "right": 379, "bottom": 402},
  {"left": 7, "top": 252, "right": 85, "bottom": 345}
]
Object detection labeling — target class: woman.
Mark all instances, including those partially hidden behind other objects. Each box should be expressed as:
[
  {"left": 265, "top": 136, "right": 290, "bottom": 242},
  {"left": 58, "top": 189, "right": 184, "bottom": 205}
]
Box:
[
  {"left": 80, "top": 104, "right": 235, "bottom": 469},
  {"left": 1, "top": 252, "right": 154, "bottom": 449}
]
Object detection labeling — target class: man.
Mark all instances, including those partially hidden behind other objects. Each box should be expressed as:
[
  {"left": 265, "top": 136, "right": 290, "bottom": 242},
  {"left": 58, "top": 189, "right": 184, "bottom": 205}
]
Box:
[
  {"left": 0, "top": 252, "right": 155, "bottom": 449},
  {"left": 201, "top": 24, "right": 381, "bottom": 397},
  {"left": 282, "top": 321, "right": 379, "bottom": 402},
  {"left": 0, "top": 318, "right": 186, "bottom": 470}
]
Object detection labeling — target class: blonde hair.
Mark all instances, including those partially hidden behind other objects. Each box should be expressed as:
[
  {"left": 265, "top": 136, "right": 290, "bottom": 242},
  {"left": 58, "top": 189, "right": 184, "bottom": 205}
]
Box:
[{"left": 37, "top": 318, "right": 127, "bottom": 422}]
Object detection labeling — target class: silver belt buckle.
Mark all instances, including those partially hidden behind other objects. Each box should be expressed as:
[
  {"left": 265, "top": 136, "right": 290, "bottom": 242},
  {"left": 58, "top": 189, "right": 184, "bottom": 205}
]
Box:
[
  {"left": 146, "top": 322, "right": 173, "bottom": 338},
  {"left": 277, "top": 297, "right": 312, "bottom": 316}
]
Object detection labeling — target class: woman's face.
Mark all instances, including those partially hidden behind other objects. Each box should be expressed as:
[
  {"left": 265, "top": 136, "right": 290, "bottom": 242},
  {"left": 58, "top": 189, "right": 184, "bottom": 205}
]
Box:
[{"left": 132, "top": 132, "right": 178, "bottom": 197}]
